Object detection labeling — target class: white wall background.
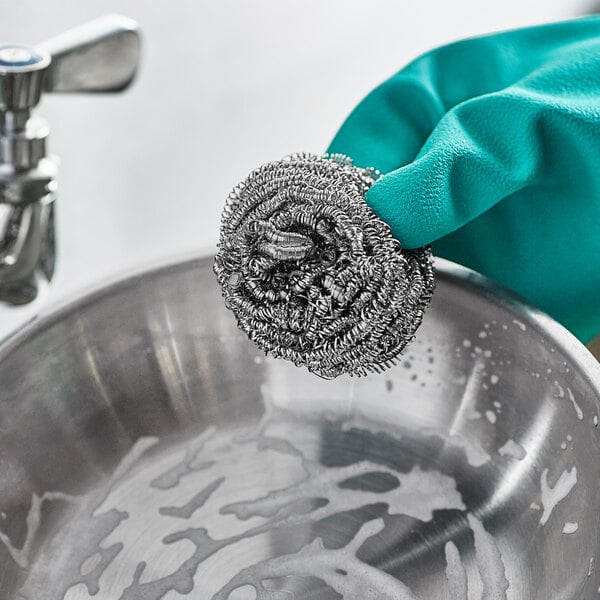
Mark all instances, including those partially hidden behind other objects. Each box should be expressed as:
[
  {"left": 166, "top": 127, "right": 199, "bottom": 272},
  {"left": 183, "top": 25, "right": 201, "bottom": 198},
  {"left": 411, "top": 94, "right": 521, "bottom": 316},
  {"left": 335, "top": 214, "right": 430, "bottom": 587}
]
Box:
[{"left": 0, "top": 0, "right": 593, "bottom": 337}]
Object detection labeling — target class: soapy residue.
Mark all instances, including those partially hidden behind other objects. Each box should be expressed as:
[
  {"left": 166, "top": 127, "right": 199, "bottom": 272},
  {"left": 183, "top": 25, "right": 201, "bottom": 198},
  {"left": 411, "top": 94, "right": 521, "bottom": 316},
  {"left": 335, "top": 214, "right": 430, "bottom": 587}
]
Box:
[
  {"left": 212, "top": 519, "right": 420, "bottom": 600},
  {"left": 7, "top": 392, "right": 516, "bottom": 599},
  {"left": 566, "top": 388, "right": 584, "bottom": 421},
  {"left": 0, "top": 491, "right": 74, "bottom": 569},
  {"left": 468, "top": 514, "right": 509, "bottom": 600},
  {"left": 498, "top": 439, "right": 526, "bottom": 461},
  {"left": 540, "top": 466, "right": 578, "bottom": 526},
  {"left": 444, "top": 541, "right": 468, "bottom": 600},
  {"left": 562, "top": 522, "right": 578, "bottom": 534},
  {"left": 421, "top": 426, "right": 491, "bottom": 467},
  {"left": 513, "top": 320, "right": 527, "bottom": 331},
  {"left": 485, "top": 410, "right": 497, "bottom": 424},
  {"left": 222, "top": 462, "right": 464, "bottom": 525}
]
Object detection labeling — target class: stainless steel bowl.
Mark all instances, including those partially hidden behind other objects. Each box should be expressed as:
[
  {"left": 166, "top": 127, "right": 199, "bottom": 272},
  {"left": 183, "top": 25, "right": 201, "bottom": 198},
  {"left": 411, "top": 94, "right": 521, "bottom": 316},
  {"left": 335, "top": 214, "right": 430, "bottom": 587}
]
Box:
[{"left": 1, "top": 256, "right": 599, "bottom": 600}]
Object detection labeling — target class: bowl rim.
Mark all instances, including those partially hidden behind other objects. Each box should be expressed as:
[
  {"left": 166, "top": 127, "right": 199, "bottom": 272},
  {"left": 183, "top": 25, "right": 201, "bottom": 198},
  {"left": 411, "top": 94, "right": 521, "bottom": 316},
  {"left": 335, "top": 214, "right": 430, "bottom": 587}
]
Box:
[{"left": 1, "top": 254, "right": 599, "bottom": 399}]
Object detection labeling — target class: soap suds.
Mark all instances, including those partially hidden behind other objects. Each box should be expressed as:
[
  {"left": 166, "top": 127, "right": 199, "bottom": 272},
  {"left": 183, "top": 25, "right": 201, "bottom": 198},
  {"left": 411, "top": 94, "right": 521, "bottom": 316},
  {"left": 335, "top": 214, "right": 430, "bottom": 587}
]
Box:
[
  {"left": 421, "top": 427, "right": 491, "bottom": 467},
  {"left": 150, "top": 429, "right": 214, "bottom": 490},
  {"left": 540, "top": 466, "right": 578, "bottom": 526},
  {"left": 468, "top": 514, "right": 509, "bottom": 599},
  {"left": 222, "top": 462, "right": 464, "bottom": 525},
  {"left": 8, "top": 387, "right": 529, "bottom": 599},
  {"left": 80, "top": 552, "right": 103, "bottom": 577},
  {"left": 485, "top": 410, "right": 497, "bottom": 424},
  {"left": 0, "top": 491, "right": 75, "bottom": 569},
  {"left": 445, "top": 541, "right": 468, "bottom": 600},
  {"left": 159, "top": 477, "right": 225, "bottom": 519},
  {"left": 212, "top": 519, "right": 421, "bottom": 600},
  {"left": 567, "top": 388, "right": 584, "bottom": 421},
  {"left": 498, "top": 440, "right": 526, "bottom": 460},
  {"left": 562, "top": 522, "right": 578, "bottom": 534},
  {"left": 49, "top": 405, "right": 470, "bottom": 600},
  {"left": 513, "top": 320, "right": 526, "bottom": 331}
]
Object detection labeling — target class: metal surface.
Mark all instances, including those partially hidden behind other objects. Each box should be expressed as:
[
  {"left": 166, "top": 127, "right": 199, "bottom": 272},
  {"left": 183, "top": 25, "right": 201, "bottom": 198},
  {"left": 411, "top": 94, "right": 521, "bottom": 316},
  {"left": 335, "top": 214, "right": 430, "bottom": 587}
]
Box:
[
  {"left": 214, "top": 153, "right": 434, "bottom": 378},
  {"left": 0, "top": 256, "right": 599, "bottom": 598},
  {"left": 41, "top": 15, "right": 139, "bottom": 93},
  {"left": 589, "top": 334, "right": 600, "bottom": 361},
  {"left": 0, "top": 15, "right": 140, "bottom": 306}
]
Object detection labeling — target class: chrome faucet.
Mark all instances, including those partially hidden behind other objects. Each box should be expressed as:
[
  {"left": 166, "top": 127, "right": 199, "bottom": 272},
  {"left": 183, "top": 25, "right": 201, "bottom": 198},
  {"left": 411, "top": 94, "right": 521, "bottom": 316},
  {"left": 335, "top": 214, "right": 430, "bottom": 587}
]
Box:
[{"left": 0, "top": 15, "right": 139, "bottom": 305}]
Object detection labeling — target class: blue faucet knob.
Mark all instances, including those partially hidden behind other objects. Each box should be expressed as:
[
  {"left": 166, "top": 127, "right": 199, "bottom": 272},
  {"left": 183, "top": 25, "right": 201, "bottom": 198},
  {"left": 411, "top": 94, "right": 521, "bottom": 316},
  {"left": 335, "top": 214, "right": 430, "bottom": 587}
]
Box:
[{"left": 0, "top": 45, "right": 50, "bottom": 69}]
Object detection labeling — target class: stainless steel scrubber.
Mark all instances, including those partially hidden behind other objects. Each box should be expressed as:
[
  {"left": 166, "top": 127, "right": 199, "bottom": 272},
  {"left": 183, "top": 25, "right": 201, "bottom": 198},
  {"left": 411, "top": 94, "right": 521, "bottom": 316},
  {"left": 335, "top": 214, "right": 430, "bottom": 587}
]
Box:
[{"left": 214, "top": 153, "right": 435, "bottom": 378}]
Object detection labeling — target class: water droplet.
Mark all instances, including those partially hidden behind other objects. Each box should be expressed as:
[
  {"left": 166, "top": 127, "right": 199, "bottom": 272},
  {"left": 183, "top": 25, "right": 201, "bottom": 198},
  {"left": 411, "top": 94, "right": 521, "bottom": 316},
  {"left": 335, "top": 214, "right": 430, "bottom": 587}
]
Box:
[
  {"left": 563, "top": 522, "right": 578, "bottom": 534},
  {"left": 513, "top": 319, "right": 527, "bottom": 331},
  {"left": 485, "top": 410, "right": 497, "bottom": 424}
]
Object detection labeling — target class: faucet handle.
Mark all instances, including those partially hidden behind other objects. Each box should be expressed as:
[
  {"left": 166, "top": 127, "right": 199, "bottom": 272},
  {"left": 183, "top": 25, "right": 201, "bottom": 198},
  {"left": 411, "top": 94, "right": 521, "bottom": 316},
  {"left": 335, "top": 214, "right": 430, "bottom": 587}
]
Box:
[
  {"left": 0, "top": 47, "right": 50, "bottom": 113},
  {"left": 40, "top": 14, "right": 140, "bottom": 94},
  {"left": 0, "top": 15, "right": 139, "bottom": 113}
]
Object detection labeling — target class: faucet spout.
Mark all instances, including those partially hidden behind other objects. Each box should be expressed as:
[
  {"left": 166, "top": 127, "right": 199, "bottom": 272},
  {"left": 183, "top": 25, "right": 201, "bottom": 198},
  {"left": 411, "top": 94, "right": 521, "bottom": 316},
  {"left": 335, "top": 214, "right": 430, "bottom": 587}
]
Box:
[
  {"left": 0, "top": 166, "right": 56, "bottom": 304},
  {"left": 0, "top": 15, "right": 139, "bottom": 305}
]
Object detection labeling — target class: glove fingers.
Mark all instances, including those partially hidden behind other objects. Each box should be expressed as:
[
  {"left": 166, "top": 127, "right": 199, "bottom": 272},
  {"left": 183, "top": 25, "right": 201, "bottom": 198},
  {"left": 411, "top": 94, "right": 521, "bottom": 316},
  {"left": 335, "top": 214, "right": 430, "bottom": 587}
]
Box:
[
  {"left": 328, "top": 73, "right": 445, "bottom": 173},
  {"left": 365, "top": 91, "right": 541, "bottom": 248},
  {"left": 328, "top": 16, "right": 600, "bottom": 174},
  {"left": 365, "top": 24, "right": 600, "bottom": 250}
]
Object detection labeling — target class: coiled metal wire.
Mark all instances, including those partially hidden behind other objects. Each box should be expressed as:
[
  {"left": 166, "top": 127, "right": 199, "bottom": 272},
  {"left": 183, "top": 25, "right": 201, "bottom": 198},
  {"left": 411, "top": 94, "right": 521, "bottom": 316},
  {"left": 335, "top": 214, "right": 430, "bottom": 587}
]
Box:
[{"left": 214, "top": 153, "right": 434, "bottom": 378}]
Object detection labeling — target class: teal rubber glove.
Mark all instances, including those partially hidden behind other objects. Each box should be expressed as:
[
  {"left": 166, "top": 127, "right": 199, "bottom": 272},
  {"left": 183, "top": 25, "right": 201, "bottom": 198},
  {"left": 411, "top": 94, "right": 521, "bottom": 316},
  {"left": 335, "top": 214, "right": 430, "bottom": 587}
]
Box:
[{"left": 328, "top": 17, "right": 600, "bottom": 343}]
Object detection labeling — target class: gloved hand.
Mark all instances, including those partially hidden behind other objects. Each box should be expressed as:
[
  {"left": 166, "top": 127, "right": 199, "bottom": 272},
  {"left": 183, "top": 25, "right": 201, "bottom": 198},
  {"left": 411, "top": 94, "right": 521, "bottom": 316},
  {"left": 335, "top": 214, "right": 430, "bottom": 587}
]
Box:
[{"left": 328, "top": 16, "right": 600, "bottom": 343}]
